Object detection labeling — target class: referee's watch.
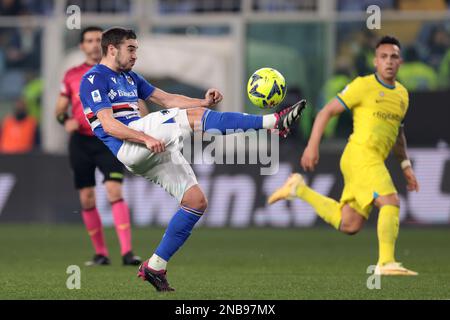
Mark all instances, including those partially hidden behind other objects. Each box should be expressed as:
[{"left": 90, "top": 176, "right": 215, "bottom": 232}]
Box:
[{"left": 57, "top": 113, "right": 69, "bottom": 125}]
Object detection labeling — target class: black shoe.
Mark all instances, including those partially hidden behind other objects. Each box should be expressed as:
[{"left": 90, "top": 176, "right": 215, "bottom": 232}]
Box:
[
  {"left": 273, "top": 99, "right": 307, "bottom": 138},
  {"left": 85, "top": 254, "right": 110, "bottom": 266},
  {"left": 137, "top": 260, "right": 175, "bottom": 292},
  {"left": 123, "top": 251, "right": 142, "bottom": 266}
]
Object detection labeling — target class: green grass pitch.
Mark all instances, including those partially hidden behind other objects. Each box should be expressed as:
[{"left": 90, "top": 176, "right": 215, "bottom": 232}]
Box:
[{"left": 0, "top": 224, "right": 449, "bottom": 299}]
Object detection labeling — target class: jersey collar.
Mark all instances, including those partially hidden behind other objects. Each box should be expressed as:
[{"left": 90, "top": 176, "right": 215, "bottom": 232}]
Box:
[
  {"left": 374, "top": 73, "right": 396, "bottom": 89},
  {"left": 97, "top": 63, "right": 122, "bottom": 76}
]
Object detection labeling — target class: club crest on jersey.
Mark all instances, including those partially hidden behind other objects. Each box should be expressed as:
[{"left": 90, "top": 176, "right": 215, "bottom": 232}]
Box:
[{"left": 126, "top": 75, "right": 134, "bottom": 85}]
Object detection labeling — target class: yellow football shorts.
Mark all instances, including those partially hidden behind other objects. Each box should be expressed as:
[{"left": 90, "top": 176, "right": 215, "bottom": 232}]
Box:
[{"left": 339, "top": 142, "right": 397, "bottom": 219}]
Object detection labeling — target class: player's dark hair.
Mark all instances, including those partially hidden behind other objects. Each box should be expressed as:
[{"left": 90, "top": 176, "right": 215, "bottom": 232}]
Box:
[
  {"left": 80, "top": 26, "right": 103, "bottom": 43},
  {"left": 376, "top": 36, "right": 402, "bottom": 50},
  {"left": 101, "top": 27, "right": 137, "bottom": 56}
]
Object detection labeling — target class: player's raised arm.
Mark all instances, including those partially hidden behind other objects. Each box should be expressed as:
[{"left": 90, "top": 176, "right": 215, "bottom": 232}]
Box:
[
  {"left": 148, "top": 87, "right": 223, "bottom": 109},
  {"left": 301, "top": 98, "right": 346, "bottom": 172},
  {"left": 96, "top": 108, "right": 165, "bottom": 153},
  {"left": 392, "top": 126, "right": 419, "bottom": 192}
]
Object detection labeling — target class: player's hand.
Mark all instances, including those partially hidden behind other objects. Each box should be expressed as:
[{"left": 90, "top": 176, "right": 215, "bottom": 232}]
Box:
[
  {"left": 145, "top": 136, "right": 166, "bottom": 153},
  {"left": 203, "top": 88, "right": 223, "bottom": 107},
  {"left": 301, "top": 145, "right": 319, "bottom": 172},
  {"left": 64, "top": 119, "right": 79, "bottom": 133},
  {"left": 403, "top": 166, "right": 419, "bottom": 192}
]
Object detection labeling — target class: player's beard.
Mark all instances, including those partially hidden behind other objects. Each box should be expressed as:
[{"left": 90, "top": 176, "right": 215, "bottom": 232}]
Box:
[{"left": 116, "top": 51, "right": 133, "bottom": 72}]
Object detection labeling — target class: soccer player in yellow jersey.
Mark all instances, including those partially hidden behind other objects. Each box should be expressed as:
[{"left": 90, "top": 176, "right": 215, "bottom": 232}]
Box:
[{"left": 268, "top": 36, "right": 420, "bottom": 276}]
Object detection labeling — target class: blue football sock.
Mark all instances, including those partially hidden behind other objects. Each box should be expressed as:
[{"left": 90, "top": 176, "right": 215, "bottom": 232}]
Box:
[
  {"left": 201, "top": 110, "right": 263, "bottom": 134},
  {"left": 155, "top": 206, "right": 203, "bottom": 261}
]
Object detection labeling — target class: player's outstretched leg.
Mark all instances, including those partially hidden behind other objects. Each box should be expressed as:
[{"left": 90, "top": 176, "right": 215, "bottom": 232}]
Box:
[
  {"left": 187, "top": 100, "right": 306, "bottom": 138},
  {"left": 268, "top": 173, "right": 343, "bottom": 230},
  {"left": 137, "top": 185, "right": 207, "bottom": 292},
  {"left": 374, "top": 195, "right": 418, "bottom": 276}
]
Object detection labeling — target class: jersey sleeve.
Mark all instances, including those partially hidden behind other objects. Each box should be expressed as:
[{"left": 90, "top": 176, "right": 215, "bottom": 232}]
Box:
[
  {"left": 336, "top": 77, "right": 365, "bottom": 111},
  {"left": 133, "top": 72, "right": 155, "bottom": 100},
  {"left": 79, "top": 73, "right": 112, "bottom": 114},
  {"left": 60, "top": 72, "right": 71, "bottom": 97}
]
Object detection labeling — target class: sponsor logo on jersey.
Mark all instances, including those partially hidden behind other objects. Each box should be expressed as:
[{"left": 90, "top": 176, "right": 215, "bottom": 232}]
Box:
[
  {"left": 111, "top": 77, "right": 117, "bottom": 84},
  {"left": 108, "top": 89, "right": 117, "bottom": 100},
  {"left": 372, "top": 111, "right": 402, "bottom": 122},
  {"left": 117, "top": 89, "right": 138, "bottom": 98}
]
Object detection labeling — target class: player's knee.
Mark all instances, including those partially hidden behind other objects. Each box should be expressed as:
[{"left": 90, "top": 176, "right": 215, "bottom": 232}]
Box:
[
  {"left": 342, "top": 226, "right": 361, "bottom": 236},
  {"left": 186, "top": 107, "right": 208, "bottom": 127},
  {"left": 196, "top": 195, "right": 208, "bottom": 212},
  {"left": 188, "top": 194, "right": 207, "bottom": 213},
  {"left": 187, "top": 107, "right": 207, "bottom": 117},
  {"left": 181, "top": 187, "right": 208, "bottom": 213},
  {"left": 375, "top": 193, "right": 400, "bottom": 208},
  {"left": 105, "top": 181, "right": 123, "bottom": 203},
  {"left": 79, "top": 188, "right": 96, "bottom": 209},
  {"left": 391, "top": 194, "right": 400, "bottom": 207},
  {"left": 340, "top": 220, "right": 363, "bottom": 235}
]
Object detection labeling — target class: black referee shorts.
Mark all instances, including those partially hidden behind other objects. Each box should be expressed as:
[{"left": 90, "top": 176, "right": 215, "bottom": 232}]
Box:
[{"left": 69, "top": 132, "right": 125, "bottom": 189}]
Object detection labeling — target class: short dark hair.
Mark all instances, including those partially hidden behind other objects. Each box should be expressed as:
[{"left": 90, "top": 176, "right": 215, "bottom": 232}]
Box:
[
  {"left": 80, "top": 26, "right": 103, "bottom": 43},
  {"left": 101, "top": 27, "right": 137, "bottom": 56},
  {"left": 376, "top": 35, "right": 402, "bottom": 50}
]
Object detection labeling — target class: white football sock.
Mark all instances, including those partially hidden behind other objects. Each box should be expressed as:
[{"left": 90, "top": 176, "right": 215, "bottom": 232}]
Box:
[
  {"left": 262, "top": 114, "right": 277, "bottom": 129},
  {"left": 148, "top": 254, "right": 167, "bottom": 271}
]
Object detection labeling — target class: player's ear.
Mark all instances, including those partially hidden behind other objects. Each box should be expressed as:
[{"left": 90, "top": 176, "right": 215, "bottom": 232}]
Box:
[
  {"left": 373, "top": 52, "right": 378, "bottom": 68},
  {"left": 108, "top": 44, "right": 116, "bottom": 57}
]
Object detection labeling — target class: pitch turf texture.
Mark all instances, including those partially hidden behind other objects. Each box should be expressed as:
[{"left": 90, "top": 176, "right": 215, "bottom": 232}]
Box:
[{"left": 0, "top": 225, "right": 449, "bottom": 299}]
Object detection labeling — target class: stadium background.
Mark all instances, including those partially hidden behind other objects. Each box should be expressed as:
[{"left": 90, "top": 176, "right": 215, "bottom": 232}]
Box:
[{"left": 0, "top": 0, "right": 449, "bottom": 228}]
